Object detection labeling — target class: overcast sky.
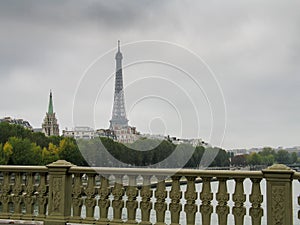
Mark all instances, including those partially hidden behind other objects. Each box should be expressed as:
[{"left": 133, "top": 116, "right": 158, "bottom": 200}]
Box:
[{"left": 1, "top": 0, "right": 300, "bottom": 149}]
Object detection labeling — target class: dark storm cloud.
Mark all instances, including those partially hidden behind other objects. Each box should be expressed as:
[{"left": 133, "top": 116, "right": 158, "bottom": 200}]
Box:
[
  {"left": 0, "top": 0, "right": 165, "bottom": 28},
  {"left": 0, "top": 0, "right": 167, "bottom": 77}
]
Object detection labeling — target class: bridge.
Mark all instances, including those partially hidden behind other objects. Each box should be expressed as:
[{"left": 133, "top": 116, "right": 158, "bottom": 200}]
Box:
[{"left": 0, "top": 160, "right": 299, "bottom": 225}]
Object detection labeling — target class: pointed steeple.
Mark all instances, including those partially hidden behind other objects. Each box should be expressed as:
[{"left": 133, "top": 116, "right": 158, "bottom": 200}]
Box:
[
  {"left": 48, "top": 90, "right": 54, "bottom": 115},
  {"left": 42, "top": 90, "right": 59, "bottom": 136}
]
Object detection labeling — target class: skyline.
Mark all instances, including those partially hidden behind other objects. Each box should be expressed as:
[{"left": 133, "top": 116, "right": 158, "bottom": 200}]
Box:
[{"left": 1, "top": 1, "right": 300, "bottom": 149}]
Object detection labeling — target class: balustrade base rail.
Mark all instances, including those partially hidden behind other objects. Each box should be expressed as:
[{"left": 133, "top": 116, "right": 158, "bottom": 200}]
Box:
[{"left": 0, "top": 160, "right": 299, "bottom": 225}]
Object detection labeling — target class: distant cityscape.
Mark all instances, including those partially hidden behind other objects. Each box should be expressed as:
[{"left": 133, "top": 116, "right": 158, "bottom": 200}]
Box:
[
  {"left": 2, "top": 114, "right": 300, "bottom": 155},
  {"left": 1, "top": 41, "right": 300, "bottom": 156},
  {"left": 0, "top": 41, "right": 205, "bottom": 148}
]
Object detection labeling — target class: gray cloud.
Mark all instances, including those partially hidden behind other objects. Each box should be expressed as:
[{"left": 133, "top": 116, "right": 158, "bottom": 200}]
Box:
[{"left": 0, "top": 0, "right": 299, "bottom": 149}]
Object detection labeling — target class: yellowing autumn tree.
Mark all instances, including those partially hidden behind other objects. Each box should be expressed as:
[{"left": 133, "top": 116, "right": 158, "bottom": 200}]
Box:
[{"left": 0, "top": 142, "right": 13, "bottom": 164}]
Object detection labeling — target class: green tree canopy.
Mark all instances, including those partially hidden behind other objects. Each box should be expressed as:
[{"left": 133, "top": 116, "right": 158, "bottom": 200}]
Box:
[
  {"left": 7, "top": 137, "right": 42, "bottom": 165},
  {"left": 58, "top": 137, "right": 87, "bottom": 166},
  {"left": 247, "top": 152, "right": 262, "bottom": 166},
  {"left": 275, "top": 150, "right": 291, "bottom": 164}
]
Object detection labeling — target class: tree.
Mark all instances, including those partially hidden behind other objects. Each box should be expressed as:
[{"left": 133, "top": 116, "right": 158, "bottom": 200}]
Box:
[
  {"left": 41, "top": 143, "right": 59, "bottom": 165},
  {"left": 0, "top": 142, "right": 13, "bottom": 164},
  {"left": 290, "top": 152, "right": 298, "bottom": 164},
  {"left": 8, "top": 137, "right": 42, "bottom": 165},
  {"left": 48, "top": 135, "right": 63, "bottom": 146},
  {"left": 210, "top": 148, "right": 230, "bottom": 167},
  {"left": 0, "top": 122, "right": 32, "bottom": 144},
  {"left": 58, "top": 138, "right": 87, "bottom": 166},
  {"left": 30, "top": 132, "right": 50, "bottom": 149},
  {"left": 262, "top": 154, "right": 275, "bottom": 166},
  {"left": 247, "top": 152, "right": 262, "bottom": 166},
  {"left": 275, "top": 150, "right": 291, "bottom": 164},
  {"left": 184, "top": 145, "right": 205, "bottom": 168},
  {"left": 231, "top": 154, "right": 247, "bottom": 167},
  {"left": 3, "top": 142, "right": 13, "bottom": 158},
  {"left": 259, "top": 147, "right": 275, "bottom": 157},
  {"left": 0, "top": 144, "right": 2, "bottom": 164}
]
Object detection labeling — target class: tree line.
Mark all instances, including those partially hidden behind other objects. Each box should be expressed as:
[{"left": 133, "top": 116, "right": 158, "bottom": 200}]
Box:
[
  {"left": 78, "top": 137, "right": 230, "bottom": 168},
  {"left": 3, "top": 122, "right": 297, "bottom": 168},
  {"left": 0, "top": 122, "right": 230, "bottom": 168},
  {"left": 231, "top": 147, "right": 299, "bottom": 167},
  {"left": 0, "top": 122, "right": 86, "bottom": 165}
]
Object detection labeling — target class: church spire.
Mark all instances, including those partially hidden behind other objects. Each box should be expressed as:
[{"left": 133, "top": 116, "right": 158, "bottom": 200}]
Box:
[
  {"left": 48, "top": 90, "right": 54, "bottom": 115},
  {"left": 42, "top": 90, "right": 59, "bottom": 136}
]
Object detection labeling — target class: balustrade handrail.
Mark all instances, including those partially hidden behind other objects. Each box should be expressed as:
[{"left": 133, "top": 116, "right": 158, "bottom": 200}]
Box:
[
  {"left": 293, "top": 171, "right": 300, "bottom": 179},
  {"left": 0, "top": 165, "right": 48, "bottom": 173},
  {"left": 69, "top": 166, "right": 264, "bottom": 179},
  {"left": 0, "top": 162, "right": 297, "bottom": 178},
  {"left": 0, "top": 161, "right": 298, "bottom": 225},
  {"left": 0, "top": 164, "right": 295, "bottom": 179}
]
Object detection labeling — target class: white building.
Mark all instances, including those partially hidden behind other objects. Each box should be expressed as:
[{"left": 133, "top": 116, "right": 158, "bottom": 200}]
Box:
[
  {"left": 62, "top": 126, "right": 139, "bottom": 143},
  {"left": 140, "top": 133, "right": 206, "bottom": 147},
  {"left": 63, "top": 127, "right": 95, "bottom": 140},
  {"left": 112, "top": 126, "right": 140, "bottom": 144}
]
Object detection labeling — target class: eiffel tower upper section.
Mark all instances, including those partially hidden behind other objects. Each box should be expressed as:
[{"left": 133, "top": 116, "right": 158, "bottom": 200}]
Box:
[{"left": 110, "top": 41, "right": 129, "bottom": 129}]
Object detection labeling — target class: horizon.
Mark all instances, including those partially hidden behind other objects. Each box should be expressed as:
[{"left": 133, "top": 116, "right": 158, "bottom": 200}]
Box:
[{"left": 1, "top": 115, "right": 299, "bottom": 151}]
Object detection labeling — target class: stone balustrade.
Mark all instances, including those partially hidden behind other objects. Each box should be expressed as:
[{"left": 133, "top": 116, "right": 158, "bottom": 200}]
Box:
[{"left": 0, "top": 160, "right": 299, "bottom": 225}]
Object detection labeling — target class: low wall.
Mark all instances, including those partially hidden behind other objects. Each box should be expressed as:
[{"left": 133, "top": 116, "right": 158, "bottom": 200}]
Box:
[{"left": 0, "top": 160, "right": 299, "bottom": 225}]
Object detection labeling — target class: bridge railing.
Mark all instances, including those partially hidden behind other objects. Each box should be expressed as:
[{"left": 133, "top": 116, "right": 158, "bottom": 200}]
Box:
[{"left": 0, "top": 160, "right": 299, "bottom": 225}]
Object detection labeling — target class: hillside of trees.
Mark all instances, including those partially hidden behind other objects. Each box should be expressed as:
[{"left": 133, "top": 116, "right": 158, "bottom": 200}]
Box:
[
  {"left": 0, "top": 122, "right": 229, "bottom": 168},
  {"left": 78, "top": 138, "right": 230, "bottom": 168},
  {"left": 0, "top": 122, "right": 87, "bottom": 166},
  {"left": 1, "top": 123, "right": 298, "bottom": 168}
]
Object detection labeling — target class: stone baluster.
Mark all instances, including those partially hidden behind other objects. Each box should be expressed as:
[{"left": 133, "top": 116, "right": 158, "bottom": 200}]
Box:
[
  {"left": 11, "top": 172, "right": 23, "bottom": 219},
  {"left": 249, "top": 178, "right": 263, "bottom": 225},
  {"left": 169, "top": 176, "right": 182, "bottom": 225},
  {"left": 45, "top": 160, "right": 73, "bottom": 225},
  {"left": 184, "top": 176, "right": 197, "bottom": 225},
  {"left": 23, "top": 172, "right": 36, "bottom": 220},
  {"left": 111, "top": 175, "right": 125, "bottom": 224},
  {"left": 96, "top": 176, "right": 110, "bottom": 225},
  {"left": 216, "top": 178, "right": 229, "bottom": 225},
  {"left": 140, "top": 175, "right": 152, "bottom": 225},
  {"left": 155, "top": 178, "right": 167, "bottom": 225},
  {"left": 200, "top": 177, "right": 213, "bottom": 225},
  {"left": 0, "top": 172, "right": 11, "bottom": 218},
  {"left": 126, "top": 175, "right": 138, "bottom": 224},
  {"left": 84, "top": 174, "right": 96, "bottom": 222},
  {"left": 36, "top": 172, "right": 48, "bottom": 219},
  {"left": 262, "top": 164, "right": 295, "bottom": 225},
  {"left": 70, "top": 173, "right": 83, "bottom": 223},
  {"left": 232, "top": 178, "right": 246, "bottom": 225}
]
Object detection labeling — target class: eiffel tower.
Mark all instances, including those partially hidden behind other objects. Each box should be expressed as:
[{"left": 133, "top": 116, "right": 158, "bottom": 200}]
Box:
[{"left": 110, "top": 41, "right": 129, "bottom": 129}]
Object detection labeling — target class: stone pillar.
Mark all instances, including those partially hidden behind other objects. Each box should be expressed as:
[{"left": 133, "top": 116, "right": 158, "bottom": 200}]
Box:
[
  {"left": 44, "top": 160, "right": 73, "bottom": 225},
  {"left": 262, "top": 164, "right": 295, "bottom": 225}
]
